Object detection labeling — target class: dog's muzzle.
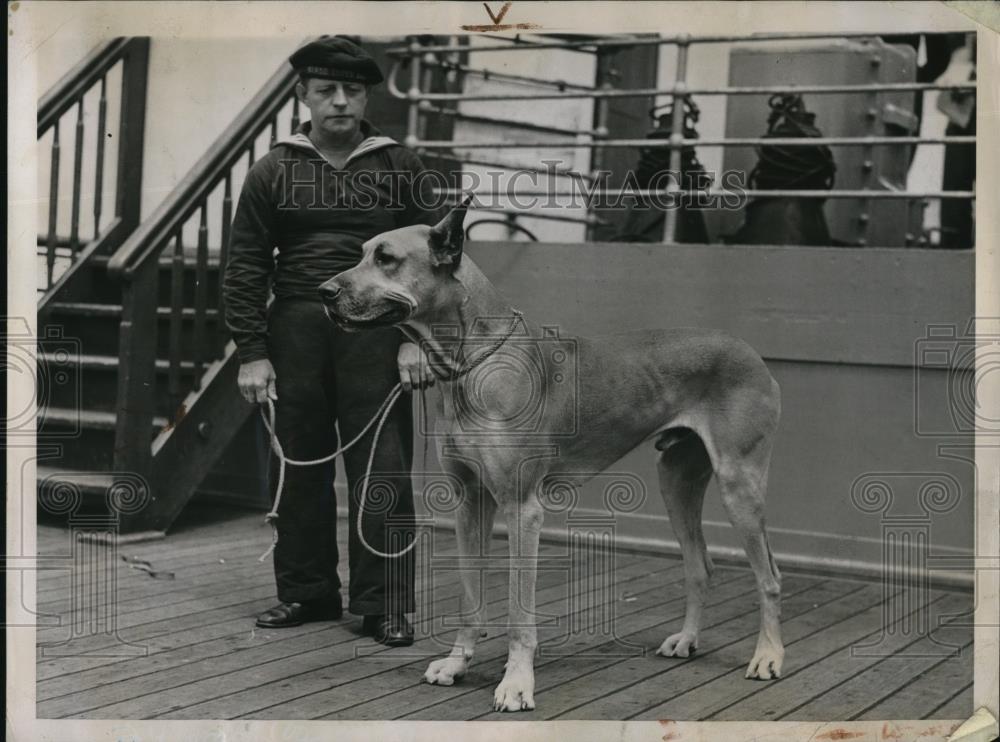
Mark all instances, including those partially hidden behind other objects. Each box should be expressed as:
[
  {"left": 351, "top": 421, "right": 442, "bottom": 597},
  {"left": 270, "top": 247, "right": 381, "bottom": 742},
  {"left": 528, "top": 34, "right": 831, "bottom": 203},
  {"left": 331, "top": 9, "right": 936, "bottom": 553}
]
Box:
[
  {"left": 319, "top": 280, "right": 417, "bottom": 331},
  {"left": 319, "top": 282, "right": 343, "bottom": 304}
]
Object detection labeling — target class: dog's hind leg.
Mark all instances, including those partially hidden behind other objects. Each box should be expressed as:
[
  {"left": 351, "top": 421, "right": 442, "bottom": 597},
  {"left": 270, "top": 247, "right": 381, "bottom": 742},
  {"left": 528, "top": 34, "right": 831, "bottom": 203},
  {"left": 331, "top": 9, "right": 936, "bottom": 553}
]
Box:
[
  {"left": 715, "top": 432, "right": 784, "bottom": 680},
  {"left": 654, "top": 429, "right": 715, "bottom": 659},
  {"left": 425, "top": 460, "right": 497, "bottom": 687}
]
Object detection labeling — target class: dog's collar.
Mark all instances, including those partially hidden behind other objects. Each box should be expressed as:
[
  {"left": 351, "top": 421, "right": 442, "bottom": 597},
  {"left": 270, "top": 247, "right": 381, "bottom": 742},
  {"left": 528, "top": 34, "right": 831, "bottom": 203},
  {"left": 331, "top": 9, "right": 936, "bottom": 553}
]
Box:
[{"left": 447, "top": 309, "right": 524, "bottom": 381}]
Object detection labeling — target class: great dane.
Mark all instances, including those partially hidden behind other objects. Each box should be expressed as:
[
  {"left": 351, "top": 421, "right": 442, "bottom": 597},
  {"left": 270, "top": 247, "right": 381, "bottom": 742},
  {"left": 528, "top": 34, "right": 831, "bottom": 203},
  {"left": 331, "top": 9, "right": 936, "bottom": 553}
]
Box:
[{"left": 320, "top": 201, "right": 783, "bottom": 712}]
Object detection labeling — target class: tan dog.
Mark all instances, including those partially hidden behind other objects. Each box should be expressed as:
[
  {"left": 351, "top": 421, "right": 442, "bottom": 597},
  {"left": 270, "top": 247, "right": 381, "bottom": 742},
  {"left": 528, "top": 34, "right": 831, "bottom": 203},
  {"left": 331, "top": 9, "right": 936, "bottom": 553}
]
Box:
[{"left": 320, "top": 202, "right": 784, "bottom": 712}]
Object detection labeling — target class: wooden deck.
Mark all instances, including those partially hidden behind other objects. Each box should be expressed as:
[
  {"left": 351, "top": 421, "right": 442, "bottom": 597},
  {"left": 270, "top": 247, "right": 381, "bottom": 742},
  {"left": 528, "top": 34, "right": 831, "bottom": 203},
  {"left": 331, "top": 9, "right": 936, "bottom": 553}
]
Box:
[{"left": 36, "top": 503, "right": 974, "bottom": 721}]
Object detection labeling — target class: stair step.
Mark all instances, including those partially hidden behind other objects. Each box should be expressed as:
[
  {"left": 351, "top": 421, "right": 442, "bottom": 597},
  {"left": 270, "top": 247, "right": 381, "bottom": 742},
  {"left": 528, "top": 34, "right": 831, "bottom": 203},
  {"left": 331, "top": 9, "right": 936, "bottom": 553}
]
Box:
[
  {"left": 58, "top": 255, "right": 225, "bottom": 309},
  {"left": 36, "top": 465, "right": 115, "bottom": 493},
  {"left": 47, "top": 302, "right": 220, "bottom": 319},
  {"left": 38, "top": 351, "right": 197, "bottom": 373},
  {"left": 36, "top": 467, "right": 162, "bottom": 529},
  {"left": 90, "top": 253, "right": 223, "bottom": 270},
  {"left": 41, "top": 407, "right": 169, "bottom": 431}
]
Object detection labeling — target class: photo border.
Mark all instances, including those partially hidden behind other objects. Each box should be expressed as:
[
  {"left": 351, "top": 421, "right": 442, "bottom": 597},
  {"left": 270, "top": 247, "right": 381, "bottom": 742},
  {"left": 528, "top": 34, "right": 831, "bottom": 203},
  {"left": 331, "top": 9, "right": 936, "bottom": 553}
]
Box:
[{"left": 7, "top": 2, "right": 998, "bottom": 740}]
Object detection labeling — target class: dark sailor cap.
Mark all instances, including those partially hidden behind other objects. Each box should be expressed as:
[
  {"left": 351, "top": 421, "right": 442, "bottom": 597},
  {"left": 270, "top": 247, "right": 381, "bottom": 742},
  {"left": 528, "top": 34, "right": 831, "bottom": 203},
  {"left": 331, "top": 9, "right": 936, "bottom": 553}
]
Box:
[{"left": 289, "top": 36, "right": 384, "bottom": 84}]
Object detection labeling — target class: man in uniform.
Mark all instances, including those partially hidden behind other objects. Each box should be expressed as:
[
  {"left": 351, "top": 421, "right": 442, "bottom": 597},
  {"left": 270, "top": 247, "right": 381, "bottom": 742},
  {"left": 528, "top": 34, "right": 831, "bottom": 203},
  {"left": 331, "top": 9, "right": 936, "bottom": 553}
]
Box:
[{"left": 223, "top": 37, "right": 439, "bottom": 646}]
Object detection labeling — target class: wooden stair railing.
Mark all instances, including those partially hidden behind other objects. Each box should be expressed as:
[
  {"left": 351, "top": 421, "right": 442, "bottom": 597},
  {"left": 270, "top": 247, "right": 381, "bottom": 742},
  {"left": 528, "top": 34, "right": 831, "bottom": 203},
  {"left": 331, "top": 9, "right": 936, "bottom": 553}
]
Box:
[
  {"left": 37, "top": 37, "right": 149, "bottom": 315},
  {"left": 104, "top": 53, "right": 306, "bottom": 534}
]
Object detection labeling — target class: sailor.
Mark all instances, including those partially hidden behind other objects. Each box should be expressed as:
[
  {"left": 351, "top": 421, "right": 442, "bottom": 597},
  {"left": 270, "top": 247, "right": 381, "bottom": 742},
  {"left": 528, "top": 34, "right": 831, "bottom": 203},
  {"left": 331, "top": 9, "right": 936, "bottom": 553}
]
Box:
[{"left": 223, "top": 36, "right": 439, "bottom": 646}]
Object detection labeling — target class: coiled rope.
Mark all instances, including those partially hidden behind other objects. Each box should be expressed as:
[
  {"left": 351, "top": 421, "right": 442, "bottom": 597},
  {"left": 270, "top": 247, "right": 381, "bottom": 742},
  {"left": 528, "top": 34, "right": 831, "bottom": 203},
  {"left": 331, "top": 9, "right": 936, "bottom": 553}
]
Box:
[
  {"left": 257, "top": 309, "right": 524, "bottom": 563},
  {"left": 258, "top": 385, "right": 407, "bottom": 562}
]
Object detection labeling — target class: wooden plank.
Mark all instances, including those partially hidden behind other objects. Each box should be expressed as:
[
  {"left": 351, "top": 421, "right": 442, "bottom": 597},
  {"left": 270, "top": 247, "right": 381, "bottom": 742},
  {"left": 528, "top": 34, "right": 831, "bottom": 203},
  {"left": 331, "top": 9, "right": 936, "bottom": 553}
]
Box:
[
  {"left": 38, "top": 599, "right": 300, "bottom": 686},
  {"left": 398, "top": 572, "right": 796, "bottom": 722},
  {"left": 38, "top": 541, "right": 616, "bottom": 717},
  {"left": 34, "top": 527, "right": 472, "bottom": 672},
  {"left": 215, "top": 174, "right": 232, "bottom": 355},
  {"left": 113, "top": 37, "right": 149, "bottom": 235},
  {"left": 36, "top": 541, "right": 272, "bottom": 606},
  {"left": 74, "top": 550, "right": 660, "bottom": 719},
  {"left": 531, "top": 578, "right": 866, "bottom": 720},
  {"left": 112, "top": 258, "right": 159, "bottom": 502},
  {"left": 709, "top": 592, "right": 972, "bottom": 720},
  {"left": 855, "top": 640, "right": 973, "bottom": 721},
  {"left": 37, "top": 583, "right": 281, "bottom": 647},
  {"left": 36, "top": 532, "right": 523, "bottom": 637},
  {"left": 192, "top": 203, "right": 210, "bottom": 379},
  {"left": 93, "top": 75, "right": 107, "bottom": 240},
  {"left": 787, "top": 619, "right": 972, "bottom": 720},
  {"left": 247, "top": 562, "right": 711, "bottom": 720},
  {"left": 925, "top": 684, "right": 973, "bottom": 720},
  {"left": 36, "top": 592, "right": 316, "bottom": 675},
  {"left": 334, "top": 575, "right": 788, "bottom": 720},
  {"left": 37, "top": 510, "right": 275, "bottom": 563},
  {"left": 138, "top": 344, "right": 254, "bottom": 534},
  {"left": 37, "top": 523, "right": 70, "bottom": 550},
  {"left": 38, "top": 560, "right": 278, "bottom": 644},
  {"left": 636, "top": 585, "right": 930, "bottom": 720},
  {"left": 36, "top": 549, "right": 284, "bottom": 629},
  {"left": 157, "top": 554, "right": 690, "bottom": 720},
  {"left": 36, "top": 525, "right": 342, "bottom": 581},
  {"left": 35, "top": 514, "right": 253, "bottom": 556},
  {"left": 35, "top": 512, "right": 369, "bottom": 593},
  {"left": 487, "top": 580, "right": 857, "bottom": 722},
  {"left": 35, "top": 529, "right": 476, "bottom": 678},
  {"left": 38, "top": 530, "right": 281, "bottom": 584},
  {"left": 39, "top": 542, "right": 638, "bottom": 706},
  {"left": 39, "top": 621, "right": 336, "bottom": 704}
]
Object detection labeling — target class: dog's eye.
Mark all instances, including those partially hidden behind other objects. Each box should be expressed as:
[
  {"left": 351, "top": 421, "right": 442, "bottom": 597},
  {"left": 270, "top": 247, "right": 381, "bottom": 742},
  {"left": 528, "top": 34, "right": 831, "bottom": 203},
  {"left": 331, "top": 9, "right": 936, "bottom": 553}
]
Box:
[{"left": 374, "top": 252, "right": 396, "bottom": 268}]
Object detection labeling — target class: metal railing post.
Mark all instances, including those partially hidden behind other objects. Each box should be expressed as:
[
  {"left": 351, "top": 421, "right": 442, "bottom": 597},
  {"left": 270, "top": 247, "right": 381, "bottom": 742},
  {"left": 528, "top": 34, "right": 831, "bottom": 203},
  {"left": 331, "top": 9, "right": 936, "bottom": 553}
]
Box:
[
  {"left": 419, "top": 51, "right": 436, "bottom": 142},
  {"left": 588, "top": 51, "right": 613, "bottom": 242},
  {"left": 404, "top": 37, "right": 423, "bottom": 149},
  {"left": 662, "top": 37, "right": 689, "bottom": 244}
]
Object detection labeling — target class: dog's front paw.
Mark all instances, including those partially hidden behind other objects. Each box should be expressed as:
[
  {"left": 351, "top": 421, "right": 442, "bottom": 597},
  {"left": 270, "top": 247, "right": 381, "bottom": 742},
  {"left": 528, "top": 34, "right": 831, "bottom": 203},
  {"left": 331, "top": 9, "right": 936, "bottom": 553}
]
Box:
[
  {"left": 492, "top": 668, "right": 535, "bottom": 712},
  {"left": 745, "top": 644, "right": 784, "bottom": 680},
  {"left": 656, "top": 631, "right": 698, "bottom": 658},
  {"left": 424, "top": 656, "right": 468, "bottom": 686}
]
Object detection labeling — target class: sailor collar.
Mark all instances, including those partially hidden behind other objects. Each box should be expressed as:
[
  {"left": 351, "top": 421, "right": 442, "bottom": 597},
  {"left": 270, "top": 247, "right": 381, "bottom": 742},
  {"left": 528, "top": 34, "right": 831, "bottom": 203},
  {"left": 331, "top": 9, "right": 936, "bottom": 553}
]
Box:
[{"left": 273, "top": 120, "right": 397, "bottom": 168}]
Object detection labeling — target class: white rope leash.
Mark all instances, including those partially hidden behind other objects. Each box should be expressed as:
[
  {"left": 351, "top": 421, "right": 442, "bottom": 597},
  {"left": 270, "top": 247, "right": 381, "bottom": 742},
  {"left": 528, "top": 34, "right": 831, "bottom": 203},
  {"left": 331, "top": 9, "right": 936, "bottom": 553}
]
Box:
[
  {"left": 257, "top": 384, "right": 418, "bottom": 562},
  {"left": 256, "top": 311, "right": 523, "bottom": 563}
]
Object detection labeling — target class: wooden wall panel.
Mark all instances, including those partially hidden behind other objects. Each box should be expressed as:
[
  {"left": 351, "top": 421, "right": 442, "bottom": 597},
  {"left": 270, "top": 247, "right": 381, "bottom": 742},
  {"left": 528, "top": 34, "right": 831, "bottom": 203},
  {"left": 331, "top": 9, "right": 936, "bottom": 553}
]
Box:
[{"left": 466, "top": 242, "right": 974, "bottom": 368}]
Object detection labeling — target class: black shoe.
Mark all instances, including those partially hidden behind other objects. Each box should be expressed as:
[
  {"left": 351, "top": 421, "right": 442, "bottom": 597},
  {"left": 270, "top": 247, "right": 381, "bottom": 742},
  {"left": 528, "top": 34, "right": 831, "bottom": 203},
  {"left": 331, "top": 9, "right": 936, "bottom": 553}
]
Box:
[
  {"left": 362, "top": 614, "right": 414, "bottom": 646},
  {"left": 255, "top": 598, "right": 342, "bottom": 628}
]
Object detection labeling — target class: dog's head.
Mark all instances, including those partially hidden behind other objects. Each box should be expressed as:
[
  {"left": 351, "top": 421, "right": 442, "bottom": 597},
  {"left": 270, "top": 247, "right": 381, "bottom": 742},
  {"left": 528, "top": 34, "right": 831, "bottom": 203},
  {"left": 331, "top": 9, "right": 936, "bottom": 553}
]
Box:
[{"left": 319, "top": 197, "right": 470, "bottom": 331}]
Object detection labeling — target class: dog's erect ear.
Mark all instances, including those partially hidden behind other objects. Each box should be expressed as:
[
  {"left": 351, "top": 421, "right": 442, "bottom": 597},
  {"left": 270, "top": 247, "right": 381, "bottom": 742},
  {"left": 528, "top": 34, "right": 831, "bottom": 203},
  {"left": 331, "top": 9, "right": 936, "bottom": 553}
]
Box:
[{"left": 429, "top": 195, "right": 473, "bottom": 270}]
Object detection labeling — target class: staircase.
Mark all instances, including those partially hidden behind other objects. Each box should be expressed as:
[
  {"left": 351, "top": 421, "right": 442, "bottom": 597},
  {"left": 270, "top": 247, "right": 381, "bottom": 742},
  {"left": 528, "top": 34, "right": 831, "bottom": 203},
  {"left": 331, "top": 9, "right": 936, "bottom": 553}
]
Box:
[
  {"left": 37, "top": 252, "right": 221, "bottom": 474},
  {"left": 35, "top": 37, "right": 300, "bottom": 539},
  {"left": 35, "top": 38, "right": 153, "bottom": 533}
]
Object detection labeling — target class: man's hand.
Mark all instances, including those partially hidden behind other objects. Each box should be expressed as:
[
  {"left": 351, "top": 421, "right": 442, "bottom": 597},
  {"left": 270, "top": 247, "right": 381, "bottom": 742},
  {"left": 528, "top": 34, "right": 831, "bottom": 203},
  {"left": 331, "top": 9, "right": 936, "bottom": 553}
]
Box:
[
  {"left": 238, "top": 359, "right": 277, "bottom": 404},
  {"left": 398, "top": 342, "right": 435, "bottom": 393}
]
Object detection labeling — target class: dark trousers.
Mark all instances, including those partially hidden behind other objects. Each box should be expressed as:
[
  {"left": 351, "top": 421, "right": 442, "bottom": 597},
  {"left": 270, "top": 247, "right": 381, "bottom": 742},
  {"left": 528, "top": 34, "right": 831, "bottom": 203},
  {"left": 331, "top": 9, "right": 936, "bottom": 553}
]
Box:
[{"left": 265, "top": 297, "right": 415, "bottom": 615}]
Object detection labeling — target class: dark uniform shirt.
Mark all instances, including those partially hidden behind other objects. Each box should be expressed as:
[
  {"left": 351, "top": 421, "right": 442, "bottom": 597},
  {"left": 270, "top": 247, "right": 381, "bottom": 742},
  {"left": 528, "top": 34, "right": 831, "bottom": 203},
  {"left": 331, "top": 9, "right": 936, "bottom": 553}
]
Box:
[{"left": 223, "top": 120, "right": 439, "bottom": 363}]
